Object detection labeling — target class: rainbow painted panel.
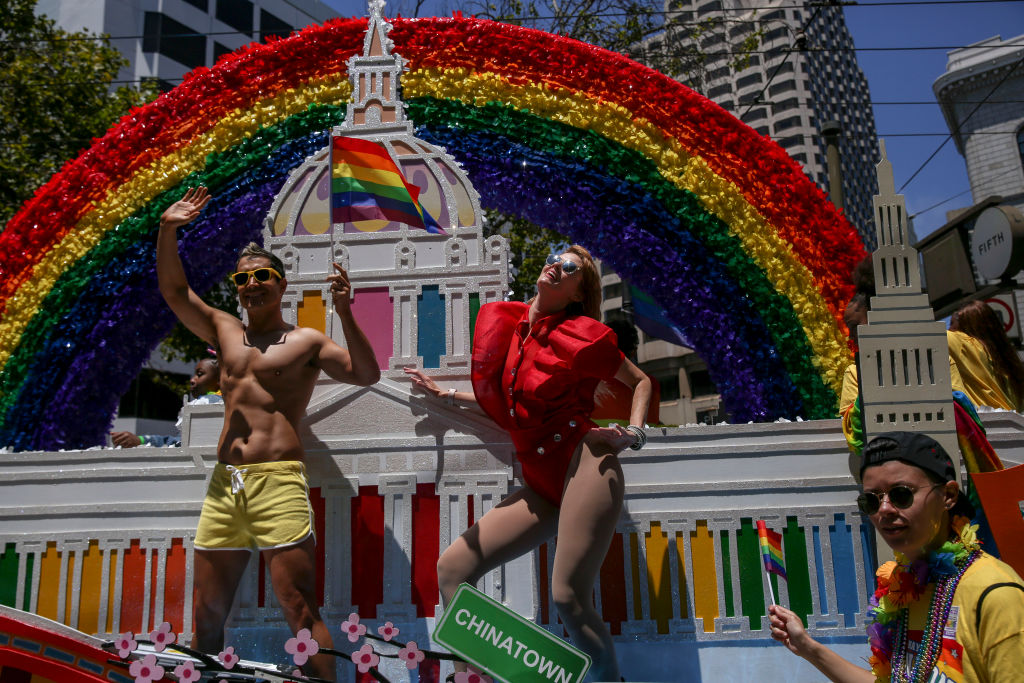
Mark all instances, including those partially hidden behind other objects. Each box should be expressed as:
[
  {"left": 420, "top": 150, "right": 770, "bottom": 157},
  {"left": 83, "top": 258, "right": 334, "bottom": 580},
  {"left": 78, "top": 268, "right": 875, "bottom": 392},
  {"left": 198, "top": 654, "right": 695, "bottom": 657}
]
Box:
[{"left": 0, "top": 17, "right": 863, "bottom": 450}]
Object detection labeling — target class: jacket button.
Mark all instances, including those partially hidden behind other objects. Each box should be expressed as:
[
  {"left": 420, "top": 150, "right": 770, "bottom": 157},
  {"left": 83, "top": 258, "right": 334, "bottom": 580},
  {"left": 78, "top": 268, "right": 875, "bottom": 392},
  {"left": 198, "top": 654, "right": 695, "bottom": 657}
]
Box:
[
  {"left": 536, "top": 447, "right": 545, "bottom": 455},
  {"left": 553, "top": 434, "right": 561, "bottom": 442},
  {"left": 569, "top": 420, "right": 577, "bottom": 428}
]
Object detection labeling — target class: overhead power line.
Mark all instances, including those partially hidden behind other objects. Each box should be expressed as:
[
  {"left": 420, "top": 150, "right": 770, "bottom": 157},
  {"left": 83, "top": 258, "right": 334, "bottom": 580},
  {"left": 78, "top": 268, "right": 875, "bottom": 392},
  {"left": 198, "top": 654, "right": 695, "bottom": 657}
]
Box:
[
  {"left": 898, "top": 54, "right": 1024, "bottom": 192},
  {"left": 909, "top": 188, "right": 973, "bottom": 219}
]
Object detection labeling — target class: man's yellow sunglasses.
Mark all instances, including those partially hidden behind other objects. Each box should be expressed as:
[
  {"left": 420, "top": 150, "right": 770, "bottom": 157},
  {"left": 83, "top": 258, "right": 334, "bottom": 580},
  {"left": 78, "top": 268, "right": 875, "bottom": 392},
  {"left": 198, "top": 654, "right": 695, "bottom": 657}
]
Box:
[{"left": 229, "top": 267, "right": 283, "bottom": 286}]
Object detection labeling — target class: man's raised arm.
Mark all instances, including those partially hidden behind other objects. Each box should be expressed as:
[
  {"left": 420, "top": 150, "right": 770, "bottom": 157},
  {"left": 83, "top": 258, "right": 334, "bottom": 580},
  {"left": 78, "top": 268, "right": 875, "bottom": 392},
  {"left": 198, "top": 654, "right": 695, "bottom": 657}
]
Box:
[
  {"left": 156, "top": 187, "right": 218, "bottom": 343},
  {"left": 317, "top": 263, "right": 381, "bottom": 386}
]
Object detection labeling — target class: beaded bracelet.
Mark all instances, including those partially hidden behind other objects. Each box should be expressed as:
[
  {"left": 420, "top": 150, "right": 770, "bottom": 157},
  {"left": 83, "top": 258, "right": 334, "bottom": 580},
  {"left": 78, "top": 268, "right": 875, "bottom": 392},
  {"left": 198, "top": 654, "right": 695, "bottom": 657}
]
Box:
[{"left": 626, "top": 425, "right": 647, "bottom": 450}]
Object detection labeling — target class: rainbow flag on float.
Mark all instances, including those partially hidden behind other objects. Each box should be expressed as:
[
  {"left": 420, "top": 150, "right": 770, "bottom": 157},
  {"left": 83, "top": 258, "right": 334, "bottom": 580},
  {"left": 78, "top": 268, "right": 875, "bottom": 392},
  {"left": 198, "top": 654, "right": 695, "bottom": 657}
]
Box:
[
  {"left": 330, "top": 136, "right": 445, "bottom": 234},
  {"left": 756, "top": 520, "right": 787, "bottom": 580}
]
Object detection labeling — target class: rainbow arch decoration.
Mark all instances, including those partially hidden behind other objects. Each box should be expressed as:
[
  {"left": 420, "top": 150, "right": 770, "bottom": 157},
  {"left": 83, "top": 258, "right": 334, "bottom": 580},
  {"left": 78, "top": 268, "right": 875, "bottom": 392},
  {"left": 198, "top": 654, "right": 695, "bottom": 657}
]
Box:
[{"left": 0, "top": 16, "right": 865, "bottom": 451}]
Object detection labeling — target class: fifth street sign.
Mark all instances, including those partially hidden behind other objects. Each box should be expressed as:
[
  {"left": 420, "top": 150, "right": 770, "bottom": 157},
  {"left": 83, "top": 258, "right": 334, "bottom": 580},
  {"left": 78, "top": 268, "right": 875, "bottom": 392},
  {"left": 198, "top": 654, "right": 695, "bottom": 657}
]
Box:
[{"left": 433, "top": 584, "right": 591, "bottom": 683}]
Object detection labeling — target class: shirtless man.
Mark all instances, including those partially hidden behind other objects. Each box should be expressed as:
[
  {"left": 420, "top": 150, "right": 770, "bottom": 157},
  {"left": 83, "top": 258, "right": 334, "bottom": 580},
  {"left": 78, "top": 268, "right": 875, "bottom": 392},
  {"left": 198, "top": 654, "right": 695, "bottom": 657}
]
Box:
[{"left": 157, "top": 187, "right": 380, "bottom": 680}]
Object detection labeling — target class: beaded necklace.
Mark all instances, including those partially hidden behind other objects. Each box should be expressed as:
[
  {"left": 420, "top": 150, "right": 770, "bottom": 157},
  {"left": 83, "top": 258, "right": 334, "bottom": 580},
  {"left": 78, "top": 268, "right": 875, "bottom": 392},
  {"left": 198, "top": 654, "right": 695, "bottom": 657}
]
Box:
[{"left": 865, "top": 516, "right": 981, "bottom": 682}]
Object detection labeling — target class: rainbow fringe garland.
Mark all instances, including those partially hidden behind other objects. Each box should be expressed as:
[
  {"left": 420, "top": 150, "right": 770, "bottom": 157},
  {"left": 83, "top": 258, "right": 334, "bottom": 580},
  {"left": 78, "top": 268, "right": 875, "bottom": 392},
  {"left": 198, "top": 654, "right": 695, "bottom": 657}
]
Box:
[{"left": 0, "top": 17, "right": 864, "bottom": 450}]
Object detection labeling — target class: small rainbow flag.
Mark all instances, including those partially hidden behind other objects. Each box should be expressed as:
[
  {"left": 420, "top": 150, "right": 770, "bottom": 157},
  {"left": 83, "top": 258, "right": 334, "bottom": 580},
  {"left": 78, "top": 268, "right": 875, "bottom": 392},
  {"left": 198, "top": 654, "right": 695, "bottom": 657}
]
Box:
[
  {"left": 756, "top": 520, "right": 787, "bottom": 580},
  {"left": 331, "top": 136, "right": 445, "bottom": 234}
]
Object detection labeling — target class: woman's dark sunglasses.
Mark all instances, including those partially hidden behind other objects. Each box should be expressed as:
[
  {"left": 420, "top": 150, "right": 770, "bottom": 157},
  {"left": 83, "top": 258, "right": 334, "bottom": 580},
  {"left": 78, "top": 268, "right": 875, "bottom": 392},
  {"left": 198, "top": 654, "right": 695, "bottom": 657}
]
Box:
[
  {"left": 546, "top": 254, "right": 580, "bottom": 275},
  {"left": 230, "top": 267, "right": 282, "bottom": 286},
  {"left": 856, "top": 484, "right": 942, "bottom": 515}
]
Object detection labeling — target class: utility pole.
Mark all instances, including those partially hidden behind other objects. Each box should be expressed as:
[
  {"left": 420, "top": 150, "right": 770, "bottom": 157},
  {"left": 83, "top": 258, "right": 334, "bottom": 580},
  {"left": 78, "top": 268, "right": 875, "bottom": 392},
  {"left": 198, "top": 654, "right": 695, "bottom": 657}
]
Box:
[{"left": 822, "top": 120, "right": 845, "bottom": 212}]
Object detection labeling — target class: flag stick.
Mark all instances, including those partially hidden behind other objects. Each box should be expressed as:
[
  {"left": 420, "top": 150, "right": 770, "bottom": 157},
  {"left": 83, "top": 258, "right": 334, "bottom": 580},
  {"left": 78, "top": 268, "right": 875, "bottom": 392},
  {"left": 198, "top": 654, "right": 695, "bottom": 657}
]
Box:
[{"left": 762, "top": 563, "right": 778, "bottom": 607}]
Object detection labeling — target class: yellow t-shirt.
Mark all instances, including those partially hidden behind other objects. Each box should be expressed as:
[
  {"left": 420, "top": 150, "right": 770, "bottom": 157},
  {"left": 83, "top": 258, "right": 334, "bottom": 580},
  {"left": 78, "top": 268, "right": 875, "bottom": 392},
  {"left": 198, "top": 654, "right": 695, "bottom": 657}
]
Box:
[
  {"left": 897, "top": 552, "right": 1024, "bottom": 683},
  {"left": 947, "top": 330, "right": 1022, "bottom": 412}
]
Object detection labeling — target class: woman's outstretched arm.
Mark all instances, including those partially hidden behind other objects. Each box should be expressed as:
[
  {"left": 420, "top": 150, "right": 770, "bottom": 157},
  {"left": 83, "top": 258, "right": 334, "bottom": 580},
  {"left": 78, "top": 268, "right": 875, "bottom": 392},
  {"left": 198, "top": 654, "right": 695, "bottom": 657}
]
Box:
[{"left": 769, "top": 605, "right": 873, "bottom": 683}]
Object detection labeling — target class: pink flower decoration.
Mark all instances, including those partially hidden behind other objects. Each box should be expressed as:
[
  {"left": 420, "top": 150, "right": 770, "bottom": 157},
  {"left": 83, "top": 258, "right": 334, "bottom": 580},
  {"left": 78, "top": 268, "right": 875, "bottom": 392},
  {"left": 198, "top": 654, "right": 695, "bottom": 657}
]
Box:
[
  {"left": 352, "top": 643, "right": 379, "bottom": 674},
  {"left": 340, "top": 612, "right": 367, "bottom": 643},
  {"left": 115, "top": 631, "right": 138, "bottom": 658},
  {"left": 284, "top": 628, "right": 320, "bottom": 666},
  {"left": 454, "top": 667, "right": 493, "bottom": 683},
  {"left": 173, "top": 661, "right": 201, "bottom": 683},
  {"left": 128, "top": 654, "right": 165, "bottom": 683},
  {"left": 149, "top": 621, "right": 177, "bottom": 652},
  {"left": 218, "top": 646, "right": 239, "bottom": 669},
  {"left": 377, "top": 621, "right": 399, "bottom": 642},
  {"left": 397, "top": 641, "right": 425, "bottom": 669}
]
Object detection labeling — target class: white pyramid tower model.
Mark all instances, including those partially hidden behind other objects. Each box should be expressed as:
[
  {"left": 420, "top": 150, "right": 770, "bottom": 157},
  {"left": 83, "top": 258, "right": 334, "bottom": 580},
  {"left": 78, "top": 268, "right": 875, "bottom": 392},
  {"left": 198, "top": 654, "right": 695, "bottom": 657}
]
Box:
[{"left": 855, "top": 140, "right": 963, "bottom": 479}]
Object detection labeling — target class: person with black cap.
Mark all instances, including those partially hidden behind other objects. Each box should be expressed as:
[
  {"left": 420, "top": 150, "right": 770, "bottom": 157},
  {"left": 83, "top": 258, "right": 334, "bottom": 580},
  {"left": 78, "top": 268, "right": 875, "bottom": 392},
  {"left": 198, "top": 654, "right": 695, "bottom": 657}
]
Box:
[{"left": 769, "top": 431, "right": 1024, "bottom": 682}]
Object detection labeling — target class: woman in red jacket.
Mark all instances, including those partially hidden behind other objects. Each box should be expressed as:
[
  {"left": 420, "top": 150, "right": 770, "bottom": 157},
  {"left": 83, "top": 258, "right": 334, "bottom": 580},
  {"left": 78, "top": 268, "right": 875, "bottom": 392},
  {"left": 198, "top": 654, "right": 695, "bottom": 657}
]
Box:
[{"left": 406, "top": 245, "right": 651, "bottom": 680}]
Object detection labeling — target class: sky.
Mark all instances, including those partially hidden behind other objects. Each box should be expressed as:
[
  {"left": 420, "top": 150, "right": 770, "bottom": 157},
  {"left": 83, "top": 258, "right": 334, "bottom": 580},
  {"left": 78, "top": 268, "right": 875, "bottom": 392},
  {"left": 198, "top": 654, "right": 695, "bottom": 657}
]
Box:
[{"left": 322, "top": 0, "right": 1022, "bottom": 241}]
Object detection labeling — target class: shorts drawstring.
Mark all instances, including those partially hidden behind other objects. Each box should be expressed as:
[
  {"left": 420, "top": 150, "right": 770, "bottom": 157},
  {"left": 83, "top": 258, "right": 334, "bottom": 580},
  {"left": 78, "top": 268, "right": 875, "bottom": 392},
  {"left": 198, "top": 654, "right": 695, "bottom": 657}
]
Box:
[{"left": 226, "top": 465, "right": 248, "bottom": 495}]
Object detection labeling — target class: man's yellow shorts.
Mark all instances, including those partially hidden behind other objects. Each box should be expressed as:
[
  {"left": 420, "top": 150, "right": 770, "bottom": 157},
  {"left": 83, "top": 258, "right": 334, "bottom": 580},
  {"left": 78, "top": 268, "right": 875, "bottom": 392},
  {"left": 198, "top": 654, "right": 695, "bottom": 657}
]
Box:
[{"left": 194, "top": 461, "right": 314, "bottom": 551}]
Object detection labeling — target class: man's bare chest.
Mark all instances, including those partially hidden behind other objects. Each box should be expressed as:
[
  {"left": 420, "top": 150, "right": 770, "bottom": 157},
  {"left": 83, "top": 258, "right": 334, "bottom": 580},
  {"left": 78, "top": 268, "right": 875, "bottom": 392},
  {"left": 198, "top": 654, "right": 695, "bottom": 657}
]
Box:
[{"left": 221, "top": 331, "right": 317, "bottom": 385}]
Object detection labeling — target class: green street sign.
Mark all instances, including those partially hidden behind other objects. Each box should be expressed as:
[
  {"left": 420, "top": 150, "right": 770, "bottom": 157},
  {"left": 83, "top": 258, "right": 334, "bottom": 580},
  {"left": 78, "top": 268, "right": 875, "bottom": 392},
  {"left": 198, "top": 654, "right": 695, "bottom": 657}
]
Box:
[{"left": 433, "top": 583, "right": 591, "bottom": 683}]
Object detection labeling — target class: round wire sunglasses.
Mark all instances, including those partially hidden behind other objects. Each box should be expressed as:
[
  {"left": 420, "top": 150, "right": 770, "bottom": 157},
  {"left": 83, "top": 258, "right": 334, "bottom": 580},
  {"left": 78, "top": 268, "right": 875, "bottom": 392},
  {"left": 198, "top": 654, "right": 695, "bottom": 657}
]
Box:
[
  {"left": 545, "top": 253, "right": 580, "bottom": 275},
  {"left": 856, "top": 483, "right": 944, "bottom": 515}
]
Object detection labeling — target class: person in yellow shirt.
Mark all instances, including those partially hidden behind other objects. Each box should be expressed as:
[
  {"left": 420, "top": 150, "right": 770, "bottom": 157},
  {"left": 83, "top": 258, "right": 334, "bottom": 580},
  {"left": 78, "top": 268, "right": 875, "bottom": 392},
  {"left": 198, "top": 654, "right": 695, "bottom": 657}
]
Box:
[
  {"left": 949, "top": 301, "right": 1024, "bottom": 412},
  {"left": 770, "top": 432, "right": 1024, "bottom": 683}
]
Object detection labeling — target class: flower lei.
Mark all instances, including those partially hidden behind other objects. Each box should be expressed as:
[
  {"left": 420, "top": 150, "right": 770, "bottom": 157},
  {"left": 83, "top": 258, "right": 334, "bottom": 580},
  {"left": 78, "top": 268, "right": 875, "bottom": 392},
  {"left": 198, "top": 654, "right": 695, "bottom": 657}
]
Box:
[{"left": 865, "top": 516, "right": 981, "bottom": 682}]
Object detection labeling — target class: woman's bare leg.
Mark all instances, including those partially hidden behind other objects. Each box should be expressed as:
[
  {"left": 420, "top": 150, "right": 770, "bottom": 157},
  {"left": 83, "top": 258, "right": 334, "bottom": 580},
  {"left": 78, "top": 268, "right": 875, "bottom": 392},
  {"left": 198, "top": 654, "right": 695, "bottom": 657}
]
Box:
[
  {"left": 437, "top": 486, "right": 559, "bottom": 672},
  {"left": 551, "top": 437, "right": 624, "bottom": 681}
]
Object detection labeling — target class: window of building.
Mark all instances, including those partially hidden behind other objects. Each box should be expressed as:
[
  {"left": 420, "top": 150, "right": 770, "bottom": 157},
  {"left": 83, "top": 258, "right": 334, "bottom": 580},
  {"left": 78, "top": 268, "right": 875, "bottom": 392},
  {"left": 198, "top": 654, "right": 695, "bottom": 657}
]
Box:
[
  {"left": 217, "top": 0, "right": 254, "bottom": 35},
  {"left": 668, "top": 2, "right": 692, "bottom": 19},
  {"left": 708, "top": 83, "right": 732, "bottom": 99},
  {"left": 657, "top": 373, "right": 681, "bottom": 402},
  {"left": 143, "top": 12, "right": 206, "bottom": 70},
  {"left": 736, "top": 72, "right": 762, "bottom": 90},
  {"left": 183, "top": 0, "right": 209, "bottom": 10},
  {"left": 740, "top": 107, "right": 765, "bottom": 123},
  {"left": 260, "top": 9, "right": 291, "bottom": 41},
  {"left": 213, "top": 41, "right": 234, "bottom": 62},
  {"left": 603, "top": 282, "right": 623, "bottom": 300},
  {"left": 774, "top": 115, "right": 802, "bottom": 132},
  {"left": 777, "top": 134, "right": 803, "bottom": 149},
  {"left": 768, "top": 80, "right": 797, "bottom": 96},
  {"left": 707, "top": 66, "right": 730, "bottom": 81},
  {"left": 764, "top": 26, "right": 789, "bottom": 43},
  {"left": 688, "top": 369, "right": 717, "bottom": 397},
  {"left": 729, "top": 23, "right": 755, "bottom": 38},
  {"left": 696, "top": 0, "right": 722, "bottom": 18},
  {"left": 771, "top": 96, "right": 799, "bottom": 113},
  {"left": 701, "top": 33, "right": 725, "bottom": 48}
]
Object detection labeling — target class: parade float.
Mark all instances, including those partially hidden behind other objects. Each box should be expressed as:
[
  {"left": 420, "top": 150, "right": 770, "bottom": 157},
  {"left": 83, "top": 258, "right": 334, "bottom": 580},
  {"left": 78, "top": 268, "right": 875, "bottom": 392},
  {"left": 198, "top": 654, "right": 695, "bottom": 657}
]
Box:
[{"left": 1, "top": 2, "right": 1022, "bottom": 681}]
